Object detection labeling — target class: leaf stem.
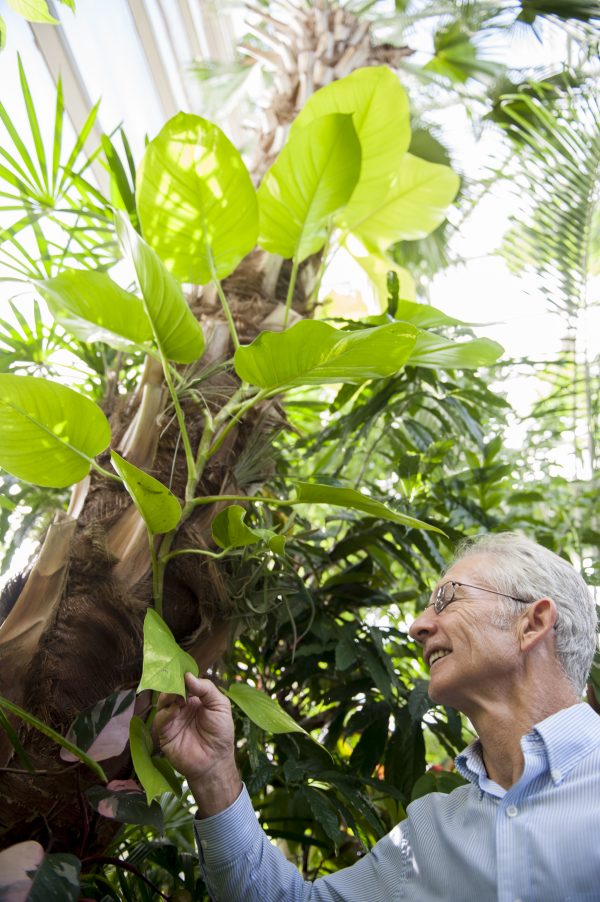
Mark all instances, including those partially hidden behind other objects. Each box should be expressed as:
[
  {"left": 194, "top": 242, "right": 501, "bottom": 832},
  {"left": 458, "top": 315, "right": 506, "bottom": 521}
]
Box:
[
  {"left": 283, "top": 257, "right": 300, "bottom": 328},
  {"left": 207, "top": 390, "right": 268, "bottom": 459},
  {"left": 214, "top": 275, "right": 240, "bottom": 350},
  {"left": 91, "top": 460, "right": 123, "bottom": 483},
  {"left": 190, "top": 493, "right": 291, "bottom": 508},
  {"left": 158, "top": 347, "right": 196, "bottom": 502}
]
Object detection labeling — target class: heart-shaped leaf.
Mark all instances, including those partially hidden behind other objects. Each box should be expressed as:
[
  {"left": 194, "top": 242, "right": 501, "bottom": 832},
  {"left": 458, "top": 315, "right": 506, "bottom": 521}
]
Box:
[
  {"left": 234, "top": 320, "right": 418, "bottom": 391},
  {"left": 225, "top": 683, "right": 307, "bottom": 735},
  {"left": 290, "top": 66, "right": 411, "bottom": 225},
  {"left": 340, "top": 153, "right": 460, "bottom": 252},
  {"left": 37, "top": 269, "right": 152, "bottom": 348},
  {"left": 111, "top": 451, "right": 182, "bottom": 535},
  {"left": 116, "top": 212, "right": 204, "bottom": 363},
  {"left": 258, "top": 112, "right": 361, "bottom": 262},
  {"left": 138, "top": 608, "right": 199, "bottom": 697},
  {"left": 212, "top": 505, "right": 285, "bottom": 554},
  {"left": 0, "top": 374, "right": 110, "bottom": 487},
  {"left": 129, "top": 714, "right": 174, "bottom": 805},
  {"left": 136, "top": 112, "right": 258, "bottom": 284},
  {"left": 86, "top": 783, "right": 164, "bottom": 830},
  {"left": 61, "top": 690, "right": 135, "bottom": 763},
  {"left": 294, "top": 482, "right": 444, "bottom": 534},
  {"left": 409, "top": 331, "right": 503, "bottom": 368}
]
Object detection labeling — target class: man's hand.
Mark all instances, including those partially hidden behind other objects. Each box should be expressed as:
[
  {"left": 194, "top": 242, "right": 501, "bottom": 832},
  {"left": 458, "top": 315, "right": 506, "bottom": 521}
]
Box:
[{"left": 155, "top": 672, "right": 242, "bottom": 817}]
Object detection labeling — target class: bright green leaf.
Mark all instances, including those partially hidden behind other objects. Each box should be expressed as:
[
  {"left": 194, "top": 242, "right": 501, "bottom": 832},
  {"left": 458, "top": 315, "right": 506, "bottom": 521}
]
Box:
[
  {"left": 0, "top": 15, "right": 6, "bottom": 50},
  {"left": 341, "top": 153, "right": 460, "bottom": 252},
  {"left": 6, "top": 0, "right": 58, "bottom": 24},
  {"left": 258, "top": 112, "right": 361, "bottom": 262},
  {"left": 291, "top": 67, "right": 411, "bottom": 232},
  {"left": 408, "top": 331, "right": 504, "bottom": 369},
  {"left": 294, "top": 482, "right": 444, "bottom": 534},
  {"left": 0, "top": 374, "right": 110, "bottom": 487},
  {"left": 115, "top": 211, "right": 204, "bottom": 363},
  {"left": 37, "top": 269, "right": 153, "bottom": 348},
  {"left": 137, "top": 112, "right": 258, "bottom": 284},
  {"left": 211, "top": 505, "right": 285, "bottom": 554},
  {"left": 111, "top": 451, "right": 182, "bottom": 535},
  {"left": 225, "top": 683, "right": 307, "bottom": 735},
  {"left": 212, "top": 505, "right": 262, "bottom": 549},
  {"left": 129, "top": 715, "right": 174, "bottom": 805},
  {"left": 234, "top": 320, "right": 418, "bottom": 391},
  {"left": 394, "top": 300, "right": 464, "bottom": 329},
  {"left": 138, "top": 608, "right": 199, "bottom": 698}
]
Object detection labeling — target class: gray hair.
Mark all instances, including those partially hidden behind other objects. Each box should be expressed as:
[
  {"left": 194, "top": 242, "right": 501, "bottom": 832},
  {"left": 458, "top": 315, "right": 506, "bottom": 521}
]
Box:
[{"left": 449, "top": 533, "right": 598, "bottom": 696}]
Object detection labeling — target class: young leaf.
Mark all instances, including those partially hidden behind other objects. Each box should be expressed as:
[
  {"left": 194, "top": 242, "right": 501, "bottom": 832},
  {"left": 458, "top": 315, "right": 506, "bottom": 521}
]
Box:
[
  {"left": 111, "top": 451, "right": 182, "bottom": 535},
  {"left": 60, "top": 689, "right": 135, "bottom": 763},
  {"left": 136, "top": 112, "right": 258, "bottom": 284},
  {"left": 138, "top": 608, "right": 199, "bottom": 698},
  {"left": 290, "top": 66, "right": 411, "bottom": 223},
  {"left": 409, "top": 331, "right": 504, "bottom": 369},
  {"left": 37, "top": 269, "right": 152, "bottom": 348},
  {"left": 0, "top": 374, "right": 110, "bottom": 487},
  {"left": 225, "top": 683, "right": 307, "bottom": 735},
  {"left": 234, "top": 320, "right": 418, "bottom": 391},
  {"left": 115, "top": 211, "right": 204, "bottom": 364},
  {"left": 0, "top": 841, "right": 44, "bottom": 900},
  {"left": 294, "top": 482, "right": 444, "bottom": 534},
  {"left": 129, "top": 714, "right": 173, "bottom": 805},
  {"left": 340, "top": 153, "right": 460, "bottom": 252},
  {"left": 27, "top": 854, "right": 81, "bottom": 902},
  {"left": 86, "top": 782, "right": 164, "bottom": 830},
  {"left": 212, "top": 505, "right": 284, "bottom": 554},
  {"left": 258, "top": 112, "right": 361, "bottom": 262}
]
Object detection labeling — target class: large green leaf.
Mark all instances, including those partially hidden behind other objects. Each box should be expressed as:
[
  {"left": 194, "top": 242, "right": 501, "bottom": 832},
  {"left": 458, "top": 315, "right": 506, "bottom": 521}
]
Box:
[
  {"left": 211, "top": 505, "right": 285, "bottom": 554},
  {"left": 129, "top": 715, "right": 175, "bottom": 805},
  {"left": 294, "top": 482, "right": 444, "bottom": 533},
  {"left": 408, "top": 331, "right": 504, "bottom": 369},
  {"left": 340, "top": 153, "right": 460, "bottom": 252},
  {"left": 138, "top": 608, "right": 199, "bottom": 698},
  {"left": 0, "top": 374, "right": 110, "bottom": 487},
  {"left": 291, "top": 67, "right": 411, "bottom": 226},
  {"left": 226, "top": 683, "right": 307, "bottom": 735},
  {"left": 37, "top": 269, "right": 153, "bottom": 348},
  {"left": 234, "top": 320, "right": 418, "bottom": 391},
  {"left": 111, "top": 451, "right": 182, "bottom": 535},
  {"left": 115, "top": 212, "right": 204, "bottom": 363},
  {"left": 136, "top": 112, "right": 258, "bottom": 284},
  {"left": 258, "top": 112, "right": 361, "bottom": 262}
]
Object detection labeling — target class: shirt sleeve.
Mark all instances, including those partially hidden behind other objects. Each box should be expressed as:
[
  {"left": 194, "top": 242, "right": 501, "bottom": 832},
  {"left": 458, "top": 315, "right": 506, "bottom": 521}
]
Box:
[{"left": 194, "top": 785, "right": 408, "bottom": 902}]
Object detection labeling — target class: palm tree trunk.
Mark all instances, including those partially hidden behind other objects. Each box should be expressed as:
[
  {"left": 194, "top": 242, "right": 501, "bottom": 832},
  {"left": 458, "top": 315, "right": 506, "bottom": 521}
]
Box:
[{"left": 0, "top": 0, "right": 411, "bottom": 853}]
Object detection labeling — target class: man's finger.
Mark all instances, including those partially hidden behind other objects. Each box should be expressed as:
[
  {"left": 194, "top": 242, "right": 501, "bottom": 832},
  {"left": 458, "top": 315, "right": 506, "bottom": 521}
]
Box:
[{"left": 184, "top": 673, "right": 229, "bottom": 707}]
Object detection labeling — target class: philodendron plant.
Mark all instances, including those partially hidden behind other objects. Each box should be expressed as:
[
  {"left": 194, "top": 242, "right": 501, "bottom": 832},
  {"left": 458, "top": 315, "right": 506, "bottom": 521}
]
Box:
[{"left": 0, "top": 67, "right": 501, "bottom": 813}]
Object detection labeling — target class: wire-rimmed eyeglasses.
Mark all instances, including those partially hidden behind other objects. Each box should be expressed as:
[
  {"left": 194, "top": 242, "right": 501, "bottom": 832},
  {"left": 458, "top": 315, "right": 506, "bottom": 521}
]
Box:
[{"left": 430, "top": 581, "right": 532, "bottom": 615}]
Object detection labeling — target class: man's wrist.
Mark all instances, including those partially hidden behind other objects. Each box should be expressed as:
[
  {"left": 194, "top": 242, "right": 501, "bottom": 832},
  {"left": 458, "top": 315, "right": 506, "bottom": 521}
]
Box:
[{"left": 189, "top": 761, "right": 242, "bottom": 818}]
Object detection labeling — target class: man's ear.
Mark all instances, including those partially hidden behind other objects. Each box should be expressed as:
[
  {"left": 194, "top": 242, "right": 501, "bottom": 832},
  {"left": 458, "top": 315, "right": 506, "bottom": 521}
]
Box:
[{"left": 519, "top": 597, "right": 558, "bottom": 651}]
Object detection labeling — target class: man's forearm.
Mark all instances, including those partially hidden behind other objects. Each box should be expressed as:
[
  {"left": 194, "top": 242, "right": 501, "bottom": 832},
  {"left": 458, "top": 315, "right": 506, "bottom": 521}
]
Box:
[{"left": 188, "top": 760, "right": 242, "bottom": 818}]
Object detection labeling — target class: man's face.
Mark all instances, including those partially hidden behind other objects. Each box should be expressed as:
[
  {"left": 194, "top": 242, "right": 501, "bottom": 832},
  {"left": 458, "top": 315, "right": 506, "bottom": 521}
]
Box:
[{"left": 409, "top": 554, "right": 523, "bottom": 715}]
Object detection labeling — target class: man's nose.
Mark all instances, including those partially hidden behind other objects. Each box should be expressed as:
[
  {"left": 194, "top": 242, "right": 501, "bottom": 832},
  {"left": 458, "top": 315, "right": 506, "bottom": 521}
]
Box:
[{"left": 409, "top": 606, "right": 438, "bottom": 645}]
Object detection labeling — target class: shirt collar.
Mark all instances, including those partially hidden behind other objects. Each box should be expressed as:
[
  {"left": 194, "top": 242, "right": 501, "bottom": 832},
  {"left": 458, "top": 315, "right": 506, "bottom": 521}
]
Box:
[{"left": 455, "top": 703, "right": 600, "bottom": 788}]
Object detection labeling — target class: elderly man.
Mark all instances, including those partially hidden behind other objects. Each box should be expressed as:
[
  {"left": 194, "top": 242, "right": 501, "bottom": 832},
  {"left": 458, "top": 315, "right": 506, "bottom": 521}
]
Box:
[{"left": 156, "top": 533, "right": 600, "bottom": 901}]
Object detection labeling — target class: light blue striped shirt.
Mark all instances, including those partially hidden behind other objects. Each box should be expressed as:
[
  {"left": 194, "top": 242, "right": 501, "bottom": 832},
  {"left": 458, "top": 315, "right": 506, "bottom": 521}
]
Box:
[{"left": 195, "top": 703, "right": 600, "bottom": 901}]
